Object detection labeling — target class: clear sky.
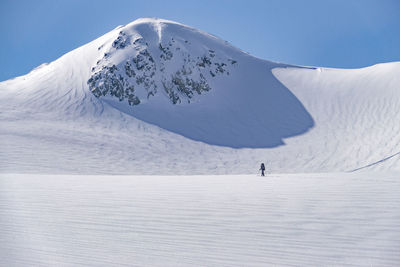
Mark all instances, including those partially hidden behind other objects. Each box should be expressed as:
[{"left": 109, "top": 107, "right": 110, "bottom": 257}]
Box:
[{"left": 0, "top": 0, "right": 399, "bottom": 81}]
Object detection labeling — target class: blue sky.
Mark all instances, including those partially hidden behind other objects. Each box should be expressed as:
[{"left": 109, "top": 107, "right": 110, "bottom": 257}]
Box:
[{"left": 0, "top": 0, "right": 399, "bottom": 81}]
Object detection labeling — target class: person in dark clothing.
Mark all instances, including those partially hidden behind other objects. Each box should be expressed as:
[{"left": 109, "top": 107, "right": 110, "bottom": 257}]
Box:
[{"left": 260, "top": 163, "right": 266, "bottom": 176}]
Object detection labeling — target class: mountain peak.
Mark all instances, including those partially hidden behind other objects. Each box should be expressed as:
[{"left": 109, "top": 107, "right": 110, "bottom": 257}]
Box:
[
  {"left": 83, "top": 18, "right": 314, "bottom": 147},
  {"left": 0, "top": 18, "right": 314, "bottom": 148}
]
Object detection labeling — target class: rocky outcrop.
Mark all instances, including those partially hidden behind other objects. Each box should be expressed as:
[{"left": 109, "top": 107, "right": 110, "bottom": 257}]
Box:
[{"left": 87, "top": 30, "right": 237, "bottom": 106}]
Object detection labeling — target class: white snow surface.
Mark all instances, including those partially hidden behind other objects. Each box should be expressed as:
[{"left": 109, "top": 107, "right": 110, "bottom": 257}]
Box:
[
  {"left": 0, "top": 17, "right": 400, "bottom": 174},
  {"left": 1, "top": 173, "right": 399, "bottom": 266}
]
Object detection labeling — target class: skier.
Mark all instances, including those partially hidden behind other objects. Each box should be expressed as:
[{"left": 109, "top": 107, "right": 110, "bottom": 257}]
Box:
[{"left": 260, "top": 163, "right": 266, "bottom": 176}]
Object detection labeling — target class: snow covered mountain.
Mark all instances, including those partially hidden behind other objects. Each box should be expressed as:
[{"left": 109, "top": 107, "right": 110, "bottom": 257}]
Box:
[
  {"left": 85, "top": 18, "right": 315, "bottom": 148},
  {"left": 1, "top": 18, "right": 399, "bottom": 174}
]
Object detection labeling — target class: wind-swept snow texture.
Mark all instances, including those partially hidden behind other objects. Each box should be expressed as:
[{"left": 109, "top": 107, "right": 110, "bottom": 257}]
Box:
[
  {"left": 1, "top": 173, "right": 399, "bottom": 266},
  {"left": 272, "top": 63, "right": 400, "bottom": 172},
  {"left": 0, "top": 18, "right": 400, "bottom": 174}
]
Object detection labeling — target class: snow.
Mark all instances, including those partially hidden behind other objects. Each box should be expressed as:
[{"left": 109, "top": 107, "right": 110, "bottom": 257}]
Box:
[{"left": 1, "top": 173, "right": 399, "bottom": 266}]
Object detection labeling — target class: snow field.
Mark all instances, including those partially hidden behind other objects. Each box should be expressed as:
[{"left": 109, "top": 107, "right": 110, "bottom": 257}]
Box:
[{"left": 1, "top": 173, "right": 399, "bottom": 266}]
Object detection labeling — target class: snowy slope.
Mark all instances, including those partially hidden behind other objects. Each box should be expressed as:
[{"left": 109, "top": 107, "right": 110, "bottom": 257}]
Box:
[
  {"left": 0, "top": 18, "right": 399, "bottom": 174},
  {"left": 1, "top": 173, "right": 400, "bottom": 266},
  {"left": 272, "top": 63, "right": 400, "bottom": 172}
]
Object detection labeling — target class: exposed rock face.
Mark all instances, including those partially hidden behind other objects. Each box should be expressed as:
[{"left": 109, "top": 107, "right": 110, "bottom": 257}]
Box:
[{"left": 87, "top": 29, "right": 237, "bottom": 106}]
